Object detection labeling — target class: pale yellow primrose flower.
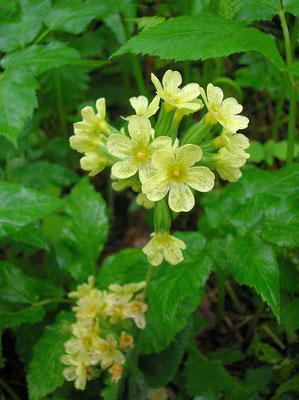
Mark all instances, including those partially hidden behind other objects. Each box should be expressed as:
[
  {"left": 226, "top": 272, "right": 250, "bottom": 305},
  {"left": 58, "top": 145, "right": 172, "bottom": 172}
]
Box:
[
  {"left": 70, "top": 98, "right": 109, "bottom": 154},
  {"left": 125, "top": 95, "right": 160, "bottom": 120},
  {"left": 69, "top": 276, "right": 95, "bottom": 298},
  {"left": 151, "top": 70, "right": 203, "bottom": 111},
  {"left": 142, "top": 144, "right": 215, "bottom": 212},
  {"left": 61, "top": 354, "right": 91, "bottom": 390},
  {"left": 80, "top": 149, "right": 109, "bottom": 176},
  {"left": 108, "top": 282, "right": 146, "bottom": 301},
  {"left": 125, "top": 299, "right": 148, "bottom": 329},
  {"left": 111, "top": 176, "right": 141, "bottom": 192},
  {"left": 142, "top": 232, "right": 186, "bottom": 266},
  {"left": 200, "top": 83, "right": 249, "bottom": 132},
  {"left": 72, "top": 289, "right": 106, "bottom": 320},
  {"left": 215, "top": 147, "right": 246, "bottom": 182},
  {"left": 136, "top": 192, "right": 155, "bottom": 209},
  {"left": 109, "top": 363, "right": 123, "bottom": 383},
  {"left": 94, "top": 334, "right": 125, "bottom": 369},
  {"left": 214, "top": 129, "right": 250, "bottom": 159},
  {"left": 107, "top": 116, "right": 172, "bottom": 183}
]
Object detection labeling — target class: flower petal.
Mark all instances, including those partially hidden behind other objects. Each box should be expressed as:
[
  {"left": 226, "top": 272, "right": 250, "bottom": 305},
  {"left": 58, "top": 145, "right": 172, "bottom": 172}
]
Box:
[
  {"left": 151, "top": 73, "right": 163, "bottom": 94},
  {"left": 162, "top": 70, "right": 182, "bottom": 93},
  {"left": 112, "top": 160, "right": 137, "bottom": 179},
  {"left": 142, "top": 174, "right": 170, "bottom": 201},
  {"left": 96, "top": 98, "right": 106, "bottom": 119},
  {"left": 187, "top": 166, "right": 215, "bottom": 192},
  {"left": 151, "top": 149, "right": 175, "bottom": 172},
  {"left": 207, "top": 83, "right": 223, "bottom": 107},
  {"left": 128, "top": 116, "right": 151, "bottom": 145},
  {"left": 81, "top": 106, "right": 96, "bottom": 123},
  {"left": 129, "top": 96, "right": 148, "bottom": 115},
  {"left": 220, "top": 97, "right": 243, "bottom": 116},
  {"left": 176, "top": 144, "right": 202, "bottom": 166},
  {"left": 164, "top": 236, "right": 186, "bottom": 265},
  {"left": 106, "top": 134, "right": 133, "bottom": 158},
  {"left": 149, "top": 136, "right": 172, "bottom": 151},
  {"left": 168, "top": 182, "right": 194, "bottom": 212},
  {"left": 139, "top": 160, "right": 155, "bottom": 183},
  {"left": 178, "top": 83, "right": 200, "bottom": 103}
]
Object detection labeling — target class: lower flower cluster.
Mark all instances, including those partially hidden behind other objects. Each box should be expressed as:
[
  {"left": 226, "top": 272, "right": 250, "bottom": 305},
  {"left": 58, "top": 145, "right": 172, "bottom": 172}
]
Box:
[{"left": 61, "top": 277, "right": 147, "bottom": 390}]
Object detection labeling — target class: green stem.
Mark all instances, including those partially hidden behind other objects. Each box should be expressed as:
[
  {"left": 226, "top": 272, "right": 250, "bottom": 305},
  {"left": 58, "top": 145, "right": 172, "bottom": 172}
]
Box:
[
  {"left": 144, "top": 264, "right": 155, "bottom": 300},
  {"left": 0, "top": 378, "right": 21, "bottom": 400},
  {"left": 54, "top": 69, "right": 67, "bottom": 138},
  {"left": 262, "top": 324, "right": 286, "bottom": 350},
  {"left": 12, "top": 298, "right": 73, "bottom": 315},
  {"left": 225, "top": 280, "right": 243, "bottom": 314},
  {"left": 278, "top": 2, "right": 297, "bottom": 164},
  {"left": 216, "top": 277, "right": 225, "bottom": 331},
  {"left": 271, "top": 90, "right": 286, "bottom": 140},
  {"left": 246, "top": 300, "right": 266, "bottom": 341}
]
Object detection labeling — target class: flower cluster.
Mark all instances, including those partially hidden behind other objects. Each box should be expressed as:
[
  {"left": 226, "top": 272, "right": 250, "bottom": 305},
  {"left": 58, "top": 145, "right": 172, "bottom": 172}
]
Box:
[
  {"left": 61, "top": 277, "right": 147, "bottom": 390},
  {"left": 70, "top": 70, "right": 249, "bottom": 267}
]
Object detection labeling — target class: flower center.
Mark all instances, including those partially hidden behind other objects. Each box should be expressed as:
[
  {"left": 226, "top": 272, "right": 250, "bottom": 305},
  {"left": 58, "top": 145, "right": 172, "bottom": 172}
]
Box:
[
  {"left": 82, "top": 336, "right": 93, "bottom": 348},
  {"left": 168, "top": 163, "right": 186, "bottom": 182},
  {"left": 133, "top": 145, "right": 150, "bottom": 163}
]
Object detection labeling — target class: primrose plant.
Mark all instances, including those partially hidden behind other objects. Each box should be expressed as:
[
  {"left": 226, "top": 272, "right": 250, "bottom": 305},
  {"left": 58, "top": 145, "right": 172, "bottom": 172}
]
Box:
[{"left": 64, "top": 70, "right": 250, "bottom": 389}]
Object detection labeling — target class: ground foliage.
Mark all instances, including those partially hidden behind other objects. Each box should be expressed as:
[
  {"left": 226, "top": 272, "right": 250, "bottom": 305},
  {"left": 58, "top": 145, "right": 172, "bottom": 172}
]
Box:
[{"left": 0, "top": 0, "right": 298, "bottom": 399}]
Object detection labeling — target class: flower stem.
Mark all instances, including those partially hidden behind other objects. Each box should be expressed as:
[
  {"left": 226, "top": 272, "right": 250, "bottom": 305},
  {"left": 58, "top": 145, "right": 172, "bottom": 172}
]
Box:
[
  {"left": 145, "top": 264, "right": 155, "bottom": 300},
  {"left": 225, "top": 280, "right": 243, "bottom": 314}
]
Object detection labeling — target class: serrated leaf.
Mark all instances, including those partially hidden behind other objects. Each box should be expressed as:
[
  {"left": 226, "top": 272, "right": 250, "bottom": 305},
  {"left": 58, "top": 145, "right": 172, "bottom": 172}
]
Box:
[
  {"left": 235, "top": 0, "right": 278, "bottom": 23},
  {"left": 184, "top": 349, "right": 234, "bottom": 399},
  {"left": 150, "top": 252, "right": 212, "bottom": 326},
  {"left": 0, "top": 0, "right": 51, "bottom": 53},
  {"left": 27, "top": 311, "right": 75, "bottom": 400},
  {"left": 96, "top": 248, "right": 148, "bottom": 289},
  {"left": 112, "top": 12, "right": 284, "bottom": 70},
  {"left": 1, "top": 42, "right": 81, "bottom": 76},
  {"left": 56, "top": 178, "right": 109, "bottom": 281},
  {"left": 273, "top": 373, "right": 299, "bottom": 400},
  {"left": 0, "top": 181, "right": 63, "bottom": 238},
  {"left": 283, "top": 0, "right": 299, "bottom": 16},
  {"left": 8, "top": 222, "right": 49, "bottom": 250},
  {"left": 281, "top": 298, "right": 299, "bottom": 330},
  {"left": 11, "top": 160, "right": 78, "bottom": 190},
  {"left": 45, "top": 0, "right": 116, "bottom": 34},
  {"left": 139, "top": 322, "right": 192, "bottom": 388},
  {"left": 227, "top": 236, "right": 280, "bottom": 320},
  {"left": 0, "top": 303, "right": 45, "bottom": 329},
  {"left": 262, "top": 198, "right": 299, "bottom": 248},
  {"left": 0, "top": 67, "right": 38, "bottom": 145},
  {"left": 206, "top": 238, "right": 230, "bottom": 278},
  {"left": 139, "top": 292, "right": 203, "bottom": 354}
]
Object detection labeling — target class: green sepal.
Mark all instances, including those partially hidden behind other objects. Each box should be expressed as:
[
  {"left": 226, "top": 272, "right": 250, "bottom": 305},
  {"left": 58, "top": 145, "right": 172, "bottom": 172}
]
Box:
[
  {"left": 154, "top": 102, "right": 176, "bottom": 138},
  {"left": 154, "top": 199, "right": 171, "bottom": 234},
  {"left": 181, "top": 116, "right": 213, "bottom": 145}
]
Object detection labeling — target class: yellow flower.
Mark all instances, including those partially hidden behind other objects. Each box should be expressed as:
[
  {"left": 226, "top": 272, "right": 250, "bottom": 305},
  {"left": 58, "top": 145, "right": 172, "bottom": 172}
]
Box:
[
  {"left": 125, "top": 299, "right": 148, "bottom": 329},
  {"left": 142, "top": 232, "right": 186, "bottom": 266},
  {"left": 214, "top": 129, "right": 250, "bottom": 159},
  {"left": 94, "top": 334, "right": 125, "bottom": 369},
  {"left": 199, "top": 83, "right": 249, "bottom": 132},
  {"left": 64, "top": 320, "right": 100, "bottom": 357},
  {"left": 61, "top": 354, "right": 91, "bottom": 390},
  {"left": 72, "top": 289, "right": 106, "bottom": 320},
  {"left": 108, "top": 282, "right": 146, "bottom": 301},
  {"left": 151, "top": 70, "right": 202, "bottom": 111},
  {"left": 142, "top": 144, "right": 215, "bottom": 212},
  {"left": 215, "top": 147, "right": 246, "bottom": 182},
  {"left": 108, "top": 364, "right": 123, "bottom": 384},
  {"left": 70, "top": 98, "right": 109, "bottom": 154},
  {"left": 80, "top": 149, "right": 109, "bottom": 176},
  {"left": 107, "top": 116, "right": 172, "bottom": 182},
  {"left": 119, "top": 331, "right": 134, "bottom": 349},
  {"left": 111, "top": 177, "right": 141, "bottom": 192},
  {"left": 68, "top": 276, "right": 95, "bottom": 298},
  {"left": 136, "top": 192, "right": 155, "bottom": 209},
  {"left": 126, "top": 95, "right": 160, "bottom": 119}
]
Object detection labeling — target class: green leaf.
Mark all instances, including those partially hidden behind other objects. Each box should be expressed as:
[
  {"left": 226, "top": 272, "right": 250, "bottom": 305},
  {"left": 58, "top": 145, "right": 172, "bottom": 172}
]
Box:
[
  {"left": 0, "top": 303, "right": 45, "bottom": 330},
  {"left": 8, "top": 222, "right": 49, "bottom": 250},
  {"left": 150, "top": 249, "right": 212, "bottom": 326},
  {"left": 281, "top": 298, "right": 299, "bottom": 330},
  {"left": 0, "top": 67, "right": 38, "bottom": 145},
  {"left": 262, "top": 198, "right": 299, "bottom": 248},
  {"left": 112, "top": 12, "right": 284, "bottom": 70},
  {"left": 56, "top": 178, "right": 109, "bottom": 281},
  {"left": 232, "top": 164, "right": 299, "bottom": 203},
  {"left": 247, "top": 140, "right": 265, "bottom": 163},
  {"left": 184, "top": 349, "right": 234, "bottom": 399},
  {"left": 210, "top": 347, "right": 245, "bottom": 365},
  {"left": 283, "top": 0, "right": 299, "bottom": 16},
  {"left": 234, "top": 0, "right": 278, "bottom": 23},
  {"left": 0, "top": 0, "right": 51, "bottom": 53},
  {"left": 27, "top": 311, "right": 75, "bottom": 400},
  {"left": 0, "top": 181, "right": 63, "bottom": 238},
  {"left": 1, "top": 42, "right": 81, "bottom": 76},
  {"left": 96, "top": 248, "right": 148, "bottom": 289},
  {"left": 11, "top": 160, "right": 78, "bottom": 190},
  {"left": 206, "top": 238, "right": 230, "bottom": 278},
  {"left": 273, "top": 373, "right": 299, "bottom": 400},
  {"left": 288, "top": 60, "right": 299, "bottom": 77},
  {"left": 227, "top": 236, "right": 280, "bottom": 320},
  {"left": 45, "top": 0, "right": 116, "bottom": 34},
  {"left": 139, "top": 322, "right": 192, "bottom": 388},
  {"left": 139, "top": 292, "right": 203, "bottom": 354}
]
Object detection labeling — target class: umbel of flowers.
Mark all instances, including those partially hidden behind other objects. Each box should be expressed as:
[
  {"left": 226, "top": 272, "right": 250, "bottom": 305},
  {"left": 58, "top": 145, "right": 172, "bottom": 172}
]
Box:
[
  {"left": 70, "top": 70, "right": 250, "bottom": 267},
  {"left": 61, "top": 277, "right": 147, "bottom": 389}
]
